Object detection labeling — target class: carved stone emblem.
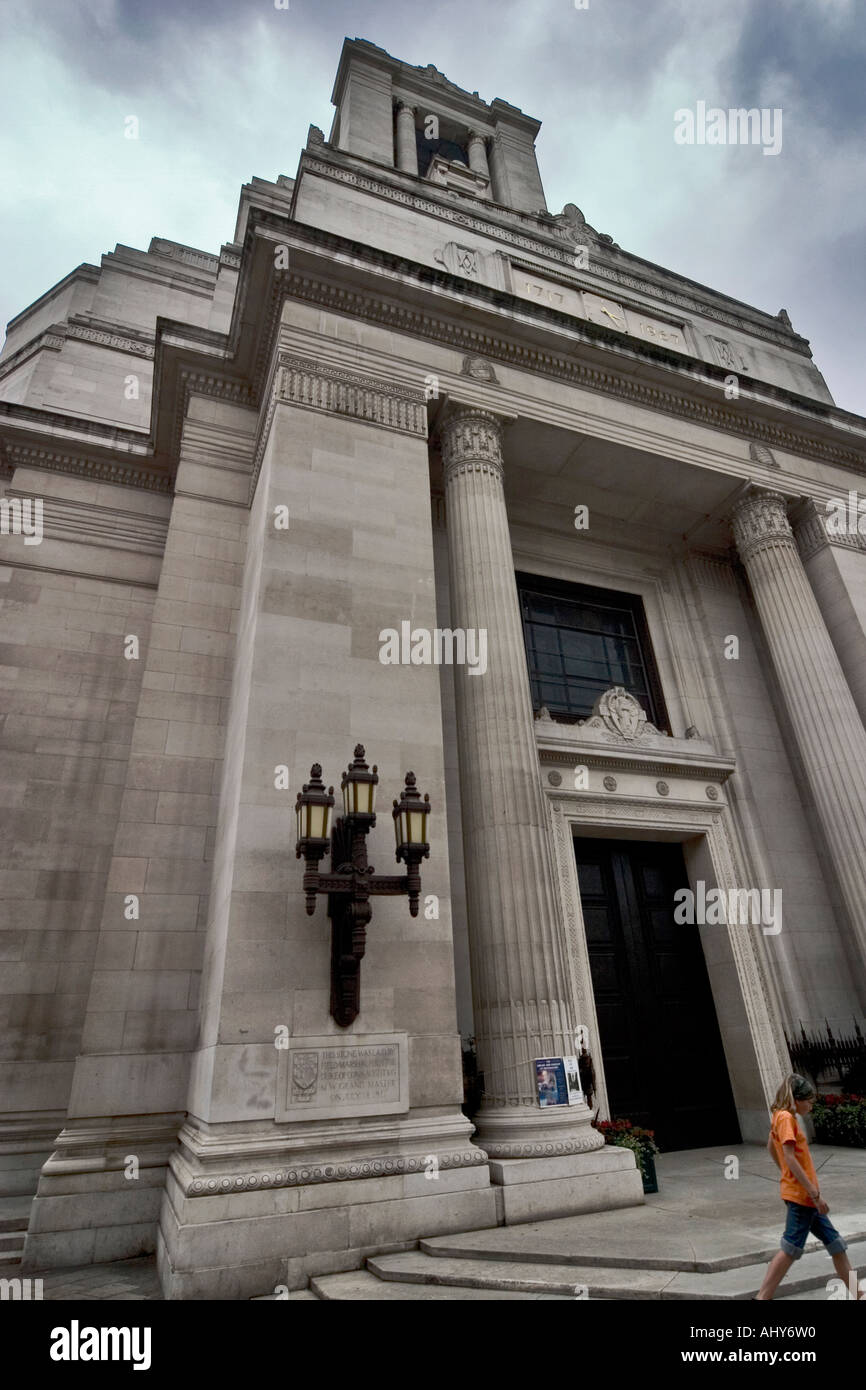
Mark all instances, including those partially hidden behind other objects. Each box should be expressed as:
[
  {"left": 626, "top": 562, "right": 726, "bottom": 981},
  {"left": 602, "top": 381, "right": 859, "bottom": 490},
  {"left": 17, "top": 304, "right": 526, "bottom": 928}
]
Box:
[
  {"left": 603, "top": 775, "right": 618, "bottom": 792},
  {"left": 291, "top": 1051, "right": 319, "bottom": 1101},
  {"left": 580, "top": 687, "right": 665, "bottom": 743},
  {"left": 435, "top": 242, "right": 480, "bottom": 277},
  {"left": 461, "top": 354, "right": 499, "bottom": 383},
  {"left": 709, "top": 335, "right": 749, "bottom": 373},
  {"left": 555, "top": 203, "right": 620, "bottom": 249},
  {"left": 748, "top": 441, "right": 778, "bottom": 469}
]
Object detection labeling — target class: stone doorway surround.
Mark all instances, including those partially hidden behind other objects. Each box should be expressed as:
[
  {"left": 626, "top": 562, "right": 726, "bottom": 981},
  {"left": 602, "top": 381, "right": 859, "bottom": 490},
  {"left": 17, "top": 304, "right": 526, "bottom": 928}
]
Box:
[{"left": 535, "top": 688, "right": 791, "bottom": 1144}]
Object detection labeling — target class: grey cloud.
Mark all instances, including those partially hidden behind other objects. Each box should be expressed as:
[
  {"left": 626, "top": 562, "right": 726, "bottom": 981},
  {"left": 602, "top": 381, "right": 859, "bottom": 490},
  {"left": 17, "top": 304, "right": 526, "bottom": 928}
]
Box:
[
  {"left": 1, "top": 0, "right": 864, "bottom": 412},
  {"left": 723, "top": 0, "right": 866, "bottom": 132}
]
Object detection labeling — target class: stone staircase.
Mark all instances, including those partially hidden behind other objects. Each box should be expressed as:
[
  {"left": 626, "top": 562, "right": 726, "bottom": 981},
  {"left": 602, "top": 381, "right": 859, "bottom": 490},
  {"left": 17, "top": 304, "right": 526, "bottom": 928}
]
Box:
[
  {"left": 0, "top": 1196, "right": 31, "bottom": 1270},
  {"left": 303, "top": 1207, "right": 866, "bottom": 1301}
]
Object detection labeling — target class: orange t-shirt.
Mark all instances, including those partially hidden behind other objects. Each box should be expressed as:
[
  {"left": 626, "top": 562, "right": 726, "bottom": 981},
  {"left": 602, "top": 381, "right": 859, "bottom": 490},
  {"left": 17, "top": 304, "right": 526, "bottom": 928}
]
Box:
[{"left": 771, "top": 1107, "right": 818, "bottom": 1206}]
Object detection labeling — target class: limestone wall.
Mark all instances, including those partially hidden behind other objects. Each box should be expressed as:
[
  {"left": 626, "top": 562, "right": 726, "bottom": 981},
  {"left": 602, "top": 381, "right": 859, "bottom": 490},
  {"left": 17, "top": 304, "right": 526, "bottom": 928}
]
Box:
[{"left": 0, "top": 467, "right": 168, "bottom": 1197}]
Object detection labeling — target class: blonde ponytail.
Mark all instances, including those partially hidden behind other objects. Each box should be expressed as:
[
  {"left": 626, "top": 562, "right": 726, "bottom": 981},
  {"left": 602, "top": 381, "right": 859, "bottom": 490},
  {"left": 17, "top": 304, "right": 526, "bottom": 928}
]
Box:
[{"left": 771, "top": 1073, "right": 815, "bottom": 1114}]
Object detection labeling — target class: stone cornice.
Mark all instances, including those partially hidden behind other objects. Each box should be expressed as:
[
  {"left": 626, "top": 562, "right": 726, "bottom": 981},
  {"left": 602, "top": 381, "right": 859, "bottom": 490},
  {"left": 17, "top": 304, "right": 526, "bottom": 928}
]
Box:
[
  {"left": 5, "top": 264, "right": 100, "bottom": 335},
  {"left": 148, "top": 237, "right": 220, "bottom": 273},
  {"left": 300, "top": 155, "right": 810, "bottom": 355},
  {"left": 537, "top": 742, "right": 736, "bottom": 784},
  {"left": 299, "top": 154, "right": 575, "bottom": 264},
  {"left": 264, "top": 262, "right": 866, "bottom": 476},
  {"left": 278, "top": 352, "right": 426, "bottom": 433},
  {"left": 4, "top": 485, "right": 169, "bottom": 553},
  {"left": 248, "top": 350, "right": 427, "bottom": 501},
  {"left": 171, "top": 368, "right": 256, "bottom": 465},
  {"left": 3, "top": 439, "right": 170, "bottom": 493},
  {"left": 0, "top": 328, "right": 65, "bottom": 380},
  {"left": 65, "top": 318, "right": 155, "bottom": 359},
  {"left": 5, "top": 211, "right": 864, "bottom": 499},
  {"left": 0, "top": 317, "right": 160, "bottom": 369},
  {"left": 534, "top": 689, "right": 736, "bottom": 784},
  {"left": 792, "top": 497, "right": 866, "bottom": 561}
]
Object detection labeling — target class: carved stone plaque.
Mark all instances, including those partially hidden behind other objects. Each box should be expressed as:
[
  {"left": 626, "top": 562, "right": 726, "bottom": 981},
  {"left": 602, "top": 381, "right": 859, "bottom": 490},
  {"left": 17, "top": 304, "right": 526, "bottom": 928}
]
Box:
[
  {"left": 511, "top": 273, "right": 686, "bottom": 351},
  {"left": 276, "top": 1033, "right": 409, "bottom": 1121}
]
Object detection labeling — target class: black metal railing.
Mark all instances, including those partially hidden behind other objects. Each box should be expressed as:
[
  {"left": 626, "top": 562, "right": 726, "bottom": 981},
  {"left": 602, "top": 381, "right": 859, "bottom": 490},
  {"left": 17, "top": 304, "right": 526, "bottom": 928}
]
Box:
[{"left": 786, "top": 1019, "right": 866, "bottom": 1092}]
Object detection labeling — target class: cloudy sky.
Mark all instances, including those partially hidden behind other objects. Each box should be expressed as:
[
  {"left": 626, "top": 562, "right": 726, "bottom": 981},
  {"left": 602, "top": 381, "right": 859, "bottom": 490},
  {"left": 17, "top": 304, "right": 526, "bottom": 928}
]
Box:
[{"left": 2, "top": 0, "right": 864, "bottom": 413}]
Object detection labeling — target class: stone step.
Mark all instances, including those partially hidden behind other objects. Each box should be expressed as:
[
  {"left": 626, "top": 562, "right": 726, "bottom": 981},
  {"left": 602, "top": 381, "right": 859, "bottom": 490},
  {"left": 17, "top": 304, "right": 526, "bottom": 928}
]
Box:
[
  {"left": 0, "top": 1196, "right": 31, "bottom": 1233},
  {"left": 0, "top": 1233, "right": 25, "bottom": 1252},
  {"left": 365, "top": 1239, "right": 866, "bottom": 1301},
  {"left": 251, "top": 1289, "right": 320, "bottom": 1301},
  {"left": 420, "top": 1209, "right": 866, "bottom": 1274},
  {"left": 0, "top": 1251, "right": 23, "bottom": 1268},
  {"left": 312, "top": 1269, "right": 571, "bottom": 1300}
]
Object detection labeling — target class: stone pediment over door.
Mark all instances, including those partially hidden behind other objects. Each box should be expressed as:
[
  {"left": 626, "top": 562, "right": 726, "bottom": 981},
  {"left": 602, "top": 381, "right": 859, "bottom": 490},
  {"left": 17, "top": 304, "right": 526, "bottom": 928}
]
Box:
[{"left": 534, "top": 687, "right": 736, "bottom": 807}]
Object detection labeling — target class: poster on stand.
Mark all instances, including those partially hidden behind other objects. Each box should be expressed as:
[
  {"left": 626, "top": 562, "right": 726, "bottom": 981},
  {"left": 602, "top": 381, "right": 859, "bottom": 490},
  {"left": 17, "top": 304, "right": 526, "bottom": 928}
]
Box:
[
  {"left": 535, "top": 1057, "right": 568, "bottom": 1106},
  {"left": 563, "top": 1054, "right": 583, "bottom": 1105}
]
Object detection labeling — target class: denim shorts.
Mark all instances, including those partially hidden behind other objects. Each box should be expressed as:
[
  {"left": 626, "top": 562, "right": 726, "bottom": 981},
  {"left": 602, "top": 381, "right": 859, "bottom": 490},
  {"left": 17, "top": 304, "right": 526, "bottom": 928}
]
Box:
[{"left": 781, "top": 1201, "right": 847, "bottom": 1259}]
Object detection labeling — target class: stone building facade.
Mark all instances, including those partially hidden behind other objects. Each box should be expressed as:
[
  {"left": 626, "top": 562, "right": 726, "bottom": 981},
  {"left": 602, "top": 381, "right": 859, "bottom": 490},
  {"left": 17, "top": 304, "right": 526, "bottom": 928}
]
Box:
[{"left": 1, "top": 38, "right": 865, "bottom": 1297}]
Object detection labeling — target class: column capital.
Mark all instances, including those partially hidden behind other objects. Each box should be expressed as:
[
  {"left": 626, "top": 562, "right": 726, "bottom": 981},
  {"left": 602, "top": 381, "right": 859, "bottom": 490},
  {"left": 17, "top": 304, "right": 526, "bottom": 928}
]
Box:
[
  {"left": 396, "top": 100, "right": 417, "bottom": 117},
  {"left": 439, "top": 406, "right": 514, "bottom": 484},
  {"left": 730, "top": 487, "right": 794, "bottom": 564}
]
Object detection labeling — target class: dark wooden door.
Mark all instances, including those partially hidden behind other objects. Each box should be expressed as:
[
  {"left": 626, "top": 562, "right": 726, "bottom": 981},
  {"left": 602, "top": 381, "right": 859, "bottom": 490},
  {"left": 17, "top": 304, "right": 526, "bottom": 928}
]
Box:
[{"left": 574, "top": 837, "right": 741, "bottom": 1151}]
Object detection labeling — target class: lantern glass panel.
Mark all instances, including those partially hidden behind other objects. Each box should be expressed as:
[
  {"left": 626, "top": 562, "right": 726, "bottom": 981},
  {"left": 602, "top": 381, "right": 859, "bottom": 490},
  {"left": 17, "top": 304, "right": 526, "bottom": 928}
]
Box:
[
  {"left": 309, "top": 803, "right": 327, "bottom": 840},
  {"left": 408, "top": 809, "right": 426, "bottom": 843}
]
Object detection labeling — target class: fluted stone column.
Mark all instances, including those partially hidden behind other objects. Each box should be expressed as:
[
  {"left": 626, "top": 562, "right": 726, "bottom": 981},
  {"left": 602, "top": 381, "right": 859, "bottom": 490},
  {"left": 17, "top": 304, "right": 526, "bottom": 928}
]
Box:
[
  {"left": 441, "top": 407, "right": 605, "bottom": 1162},
  {"left": 395, "top": 102, "right": 418, "bottom": 175},
  {"left": 732, "top": 488, "right": 866, "bottom": 976},
  {"left": 467, "top": 131, "right": 490, "bottom": 180}
]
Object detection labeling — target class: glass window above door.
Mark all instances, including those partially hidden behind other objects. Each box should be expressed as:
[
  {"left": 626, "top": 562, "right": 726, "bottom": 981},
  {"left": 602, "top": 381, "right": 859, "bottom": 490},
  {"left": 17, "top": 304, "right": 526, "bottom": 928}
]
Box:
[{"left": 517, "top": 573, "right": 668, "bottom": 728}]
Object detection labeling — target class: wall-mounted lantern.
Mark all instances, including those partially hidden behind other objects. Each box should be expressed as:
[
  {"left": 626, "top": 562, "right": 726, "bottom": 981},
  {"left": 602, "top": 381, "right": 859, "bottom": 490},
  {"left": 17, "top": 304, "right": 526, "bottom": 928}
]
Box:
[{"left": 295, "top": 745, "right": 432, "bottom": 1026}]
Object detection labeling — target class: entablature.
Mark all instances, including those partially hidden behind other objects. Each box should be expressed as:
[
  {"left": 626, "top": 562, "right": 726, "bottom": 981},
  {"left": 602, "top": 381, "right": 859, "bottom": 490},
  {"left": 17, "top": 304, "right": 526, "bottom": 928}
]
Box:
[{"left": 534, "top": 689, "right": 736, "bottom": 808}]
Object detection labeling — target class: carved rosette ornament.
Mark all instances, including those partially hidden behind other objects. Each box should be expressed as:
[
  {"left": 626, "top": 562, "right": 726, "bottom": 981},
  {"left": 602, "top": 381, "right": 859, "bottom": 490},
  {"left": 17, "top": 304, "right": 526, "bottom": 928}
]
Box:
[{"left": 730, "top": 488, "right": 794, "bottom": 563}]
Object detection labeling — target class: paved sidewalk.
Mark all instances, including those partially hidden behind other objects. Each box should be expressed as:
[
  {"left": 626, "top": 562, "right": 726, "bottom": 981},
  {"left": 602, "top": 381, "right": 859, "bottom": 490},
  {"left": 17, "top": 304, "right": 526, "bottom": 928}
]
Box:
[
  {"left": 22, "top": 1143, "right": 866, "bottom": 1300},
  {"left": 35, "top": 1257, "right": 162, "bottom": 1300}
]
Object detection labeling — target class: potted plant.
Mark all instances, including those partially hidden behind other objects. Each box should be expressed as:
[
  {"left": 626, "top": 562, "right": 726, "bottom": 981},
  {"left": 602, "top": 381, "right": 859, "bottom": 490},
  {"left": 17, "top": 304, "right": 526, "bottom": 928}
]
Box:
[{"left": 593, "top": 1116, "right": 660, "bottom": 1193}]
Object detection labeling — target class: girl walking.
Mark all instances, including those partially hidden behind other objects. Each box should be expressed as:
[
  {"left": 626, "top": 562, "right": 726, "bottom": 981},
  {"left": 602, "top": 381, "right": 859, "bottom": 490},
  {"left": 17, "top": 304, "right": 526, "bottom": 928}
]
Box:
[{"left": 755, "top": 1073, "right": 863, "bottom": 1300}]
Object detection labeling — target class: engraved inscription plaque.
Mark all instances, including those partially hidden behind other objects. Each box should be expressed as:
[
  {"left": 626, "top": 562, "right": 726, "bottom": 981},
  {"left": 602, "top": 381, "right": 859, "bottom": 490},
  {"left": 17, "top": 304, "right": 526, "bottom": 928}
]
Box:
[
  {"left": 276, "top": 1032, "right": 409, "bottom": 1121},
  {"left": 511, "top": 269, "right": 687, "bottom": 352}
]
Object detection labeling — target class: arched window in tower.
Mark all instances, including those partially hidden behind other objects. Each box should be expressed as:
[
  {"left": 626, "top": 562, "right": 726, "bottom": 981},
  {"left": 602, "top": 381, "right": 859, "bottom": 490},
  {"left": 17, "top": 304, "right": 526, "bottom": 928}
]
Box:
[{"left": 416, "top": 129, "right": 469, "bottom": 176}]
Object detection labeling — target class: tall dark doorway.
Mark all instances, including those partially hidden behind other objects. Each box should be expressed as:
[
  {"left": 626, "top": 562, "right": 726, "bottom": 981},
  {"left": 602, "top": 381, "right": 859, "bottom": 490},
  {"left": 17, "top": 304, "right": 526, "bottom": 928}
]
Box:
[{"left": 574, "top": 836, "right": 741, "bottom": 1151}]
